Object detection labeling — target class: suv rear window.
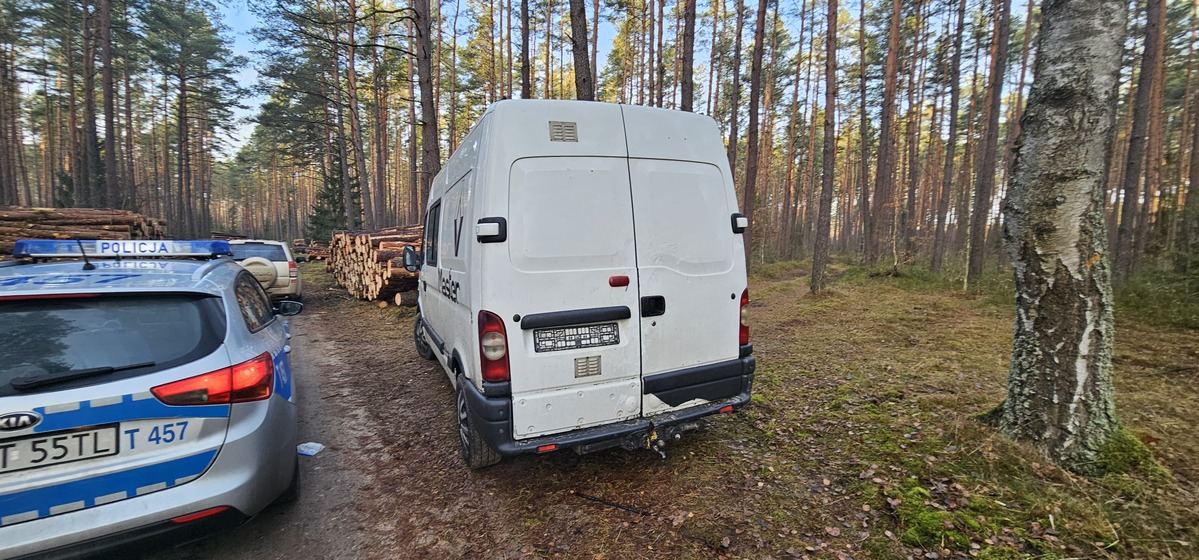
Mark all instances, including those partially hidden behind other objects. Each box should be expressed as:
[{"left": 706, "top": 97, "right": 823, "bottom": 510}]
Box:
[
  {"left": 229, "top": 244, "right": 288, "bottom": 261},
  {"left": 0, "top": 294, "right": 226, "bottom": 396}
]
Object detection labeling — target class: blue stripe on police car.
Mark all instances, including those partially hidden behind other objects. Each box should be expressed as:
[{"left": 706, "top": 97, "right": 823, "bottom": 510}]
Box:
[{"left": 0, "top": 449, "right": 218, "bottom": 526}]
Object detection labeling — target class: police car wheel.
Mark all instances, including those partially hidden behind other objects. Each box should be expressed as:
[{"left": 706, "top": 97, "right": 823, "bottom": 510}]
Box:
[
  {"left": 456, "top": 382, "right": 500, "bottom": 469},
  {"left": 414, "top": 315, "right": 435, "bottom": 360}
]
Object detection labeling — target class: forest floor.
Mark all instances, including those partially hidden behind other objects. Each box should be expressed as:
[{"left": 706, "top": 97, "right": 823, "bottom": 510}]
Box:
[{"left": 152, "top": 260, "right": 1199, "bottom": 560}]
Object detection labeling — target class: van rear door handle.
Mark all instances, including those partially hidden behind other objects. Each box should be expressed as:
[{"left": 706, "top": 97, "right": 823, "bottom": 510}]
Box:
[{"left": 641, "top": 296, "right": 666, "bottom": 317}]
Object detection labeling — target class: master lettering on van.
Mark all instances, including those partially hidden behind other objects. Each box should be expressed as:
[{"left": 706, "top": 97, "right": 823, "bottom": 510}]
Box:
[{"left": 410, "top": 99, "right": 755, "bottom": 469}]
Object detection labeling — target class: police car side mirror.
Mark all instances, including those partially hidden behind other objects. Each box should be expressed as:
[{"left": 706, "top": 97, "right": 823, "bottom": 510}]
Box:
[
  {"left": 402, "top": 245, "right": 423, "bottom": 272},
  {"left": 275, "top": 300, "right": 304, "bottom": 316}
]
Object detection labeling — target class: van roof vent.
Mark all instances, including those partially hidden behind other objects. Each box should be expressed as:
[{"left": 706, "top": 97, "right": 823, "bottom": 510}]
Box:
[{"left": 548, "top": 121, "right": 578, "bottom": 142}]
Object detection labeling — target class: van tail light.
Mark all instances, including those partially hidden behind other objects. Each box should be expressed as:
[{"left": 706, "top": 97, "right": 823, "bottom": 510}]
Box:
[
  {"left": 739, "top": 289, "right": 750, "bottom": 346},
  {"left": 152, "top": 352, "right": 274, "bottom": 405},
  {"left": 478, "top": 310, "right": 510, "bottom": 383}
]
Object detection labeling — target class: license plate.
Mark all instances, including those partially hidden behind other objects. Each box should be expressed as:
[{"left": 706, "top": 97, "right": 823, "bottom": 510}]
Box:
[
  {"left": 0, "top": 425, "right": 119, "bottom": 474},
  {"left": 534, "top": 322, "right": 620, "bottom": 353}
]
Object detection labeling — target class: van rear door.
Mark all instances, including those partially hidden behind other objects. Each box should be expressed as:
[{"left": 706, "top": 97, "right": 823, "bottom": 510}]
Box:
[
  {"left": 622, "top": 106, "right": 746, "bottom": 416},
  {"left": 504, "top": 157, "right": 644, "bottom": 439}
]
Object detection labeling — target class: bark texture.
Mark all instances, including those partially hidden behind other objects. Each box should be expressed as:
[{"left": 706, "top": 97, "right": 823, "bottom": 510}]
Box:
[
  {"left": 741, "top": 0, "right": 768, "bottom": 266},
  {"left": 866, "top": 0, "right": 902, "bottom": 265},
  {"left": 810, "top": 0, "right": 837, "bottom": 292},
  {"left": 1000, "top": 0, "right": 1126, "bottom": 474},
  {"left": 1113, "top": 0, "right": 1165, "bottom": 287},
  {"left": 414, "top": 0, "right": 442, "bottom": 210},
  {"left": 568, "top": 0, "right": 594, "bottom": 100},
  {"left": 966, "top": 0, "right": 1011, "bottom": 285},
  {"left": 930, "top": 0, "right": 967, "bottom": 273},
  {"left": 680, "top": 0, "right": 696, "bottom": 111}
]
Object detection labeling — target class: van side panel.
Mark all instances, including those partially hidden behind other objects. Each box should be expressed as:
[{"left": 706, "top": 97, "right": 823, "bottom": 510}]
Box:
[{"left": 437, "top": 170, "right": 475, "bottom": 373}]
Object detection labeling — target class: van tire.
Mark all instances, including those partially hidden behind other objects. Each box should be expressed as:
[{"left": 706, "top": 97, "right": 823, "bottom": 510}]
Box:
[
  {"left": 414, "top": 315, "right": 436, "bottom": 360},
  {"left": 456, "top": 383, "right": 501, "bottom": 469}
]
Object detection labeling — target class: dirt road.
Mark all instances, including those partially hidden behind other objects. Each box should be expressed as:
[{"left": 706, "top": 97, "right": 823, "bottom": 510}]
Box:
[{"left": 142, "top": 275, "right": 759, "bottom": 560}]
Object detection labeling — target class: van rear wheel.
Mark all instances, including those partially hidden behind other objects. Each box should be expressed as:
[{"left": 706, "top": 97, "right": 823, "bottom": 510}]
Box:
[
  {"left": 456, "top": 383, "right": 501, "bottom": 469},
  {"left": 414, "top": 315, "right": 435, "bottom": 360}
]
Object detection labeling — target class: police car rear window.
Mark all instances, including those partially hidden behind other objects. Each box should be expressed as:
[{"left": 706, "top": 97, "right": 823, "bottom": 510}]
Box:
[
  {"left": 229, "top": 244, "right": 288, "bottom": 261},
  {"left": 0, "top": 294, "right": 225, "bottom": 396}
]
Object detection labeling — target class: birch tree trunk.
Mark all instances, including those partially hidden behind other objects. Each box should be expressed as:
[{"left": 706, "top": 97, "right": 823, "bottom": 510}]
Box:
[{"left": 1000, "top": 0, "right": 1126, "bottom": 474}]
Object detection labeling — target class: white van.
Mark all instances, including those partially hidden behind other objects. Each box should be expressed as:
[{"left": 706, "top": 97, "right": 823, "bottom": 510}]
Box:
[{"left": 404, "top": 100, "right": 755, "bottom": 468}]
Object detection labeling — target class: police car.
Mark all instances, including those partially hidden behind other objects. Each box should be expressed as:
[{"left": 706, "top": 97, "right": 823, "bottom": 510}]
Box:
[{"left": 0, "top": 240, "right": 303, "bottom": 558}]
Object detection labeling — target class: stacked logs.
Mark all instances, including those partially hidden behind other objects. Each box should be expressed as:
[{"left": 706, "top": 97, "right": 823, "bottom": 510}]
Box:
[
  {"left": 0, "top": 207, "right": 168, "bottom": 255},
  {"left": 306, "top": 242, "right": 330, "bottom": 261},
  {"left": 327, "top": 225, "right": 422, "bottom": 304}
]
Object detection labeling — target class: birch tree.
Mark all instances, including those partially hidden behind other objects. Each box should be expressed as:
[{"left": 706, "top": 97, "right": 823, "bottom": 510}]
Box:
[{"left": 999, "top": 0, "right": 1127, "bottom": 474}]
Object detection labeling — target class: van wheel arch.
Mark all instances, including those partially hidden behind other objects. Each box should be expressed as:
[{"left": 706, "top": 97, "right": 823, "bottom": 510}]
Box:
[{"left": 455, "top": 372, "right": 501, "bottom": 469}]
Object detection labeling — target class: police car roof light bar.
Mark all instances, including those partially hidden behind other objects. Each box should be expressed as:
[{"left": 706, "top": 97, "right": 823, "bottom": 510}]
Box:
[{"left": 12, "top": 239, "right": 234, "bottom": 259}]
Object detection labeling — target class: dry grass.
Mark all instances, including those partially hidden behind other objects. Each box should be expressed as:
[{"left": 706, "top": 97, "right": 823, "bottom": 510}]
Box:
[{"left": 298, "top": 260, "right": 1199, "bottom": 559}]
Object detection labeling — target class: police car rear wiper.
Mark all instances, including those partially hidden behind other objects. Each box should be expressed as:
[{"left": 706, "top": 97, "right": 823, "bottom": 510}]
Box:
[{"left": 10, "top": 361, "right": 156, "bottom": 391}]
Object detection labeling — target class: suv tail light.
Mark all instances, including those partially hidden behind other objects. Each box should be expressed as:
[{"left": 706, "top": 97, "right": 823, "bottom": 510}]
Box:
[
  {"left": 288, "top": 261, "right": 298, "bottom": 283},
  {"left": 740, "top": 289, "right": 750, "bottom": 345},
  {"left": 152, "top": 352, "right": 274, "bottom": 405},
  {"left": 478, "top": 311, "right": 510, "bottom": 383}
]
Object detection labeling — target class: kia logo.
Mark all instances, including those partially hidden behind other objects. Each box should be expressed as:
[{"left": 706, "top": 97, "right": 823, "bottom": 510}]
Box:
[{"left": 0, "top": 412, "right": 41, "bottom": 432}]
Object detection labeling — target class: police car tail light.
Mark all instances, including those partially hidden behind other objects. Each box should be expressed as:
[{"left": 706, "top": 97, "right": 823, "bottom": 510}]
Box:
[
  {"left": 152, "top": 352, "right": 274, "bottom": 405},
  {"left": 230, "top": 352, "right": 275, "bottom": 402},
  {"left": 740, "top": 288, "right": 750, "bottom": 346},
  {"left": 478, "top": 310, "right": 510, "bottom": 383}
]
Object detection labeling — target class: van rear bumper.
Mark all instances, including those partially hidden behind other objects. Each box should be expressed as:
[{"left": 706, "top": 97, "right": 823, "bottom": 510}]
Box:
[{"left": 462, "top": 354, "right": 755, "bottom": 456}]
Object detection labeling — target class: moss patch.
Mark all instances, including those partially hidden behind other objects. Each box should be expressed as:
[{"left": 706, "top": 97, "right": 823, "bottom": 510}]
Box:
[{"left": 1096, "top": 428, "right": 1167, "bottom": 478}]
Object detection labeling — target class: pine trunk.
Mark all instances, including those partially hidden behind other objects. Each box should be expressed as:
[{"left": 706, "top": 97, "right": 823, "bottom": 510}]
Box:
[
  {"left": 866, "top": 0, "right": 902, "bottom": 266},
  {"left": 726, "top": 0, "right": 744, "bottom": 175},
  {"left": 930, "top": 0, "right": 967, "bottom": 273},
  {"left": 966, "top": 0, "right": 1012, "bottom": 285},
  {"left": 568, "top": 0, "right": 594, "bottom": 100},
  {"left": 811, "top": 0, "right": 838, "bottom": 292},
  {"left": 680, "top": 0, "right": 696, "bottom": 111},
  {"left": 740, "top": 0, "right": 767, "bottom": 267},
  {"left": 414, "top": 0, "right": 442, "bottom": 210},
  {"left": 1113, "top": 0, "right": 1164, "bottom": 287}
]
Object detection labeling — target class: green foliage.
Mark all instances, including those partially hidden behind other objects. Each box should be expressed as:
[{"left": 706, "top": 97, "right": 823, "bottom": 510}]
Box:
[
  {"left": 306, "top": 165, "right": 352, "bottom": 243},
  {"left": 1115, "top": 269, "right": 1199, "bottom": 330}
]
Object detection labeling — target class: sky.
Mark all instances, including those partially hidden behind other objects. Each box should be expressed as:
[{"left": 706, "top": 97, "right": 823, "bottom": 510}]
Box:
[
  {"left": 213, "top": 0, "right": 617, "bottom": 154},
  {"left": 217, "top": 0, "right": 263, "bottom": 153}
]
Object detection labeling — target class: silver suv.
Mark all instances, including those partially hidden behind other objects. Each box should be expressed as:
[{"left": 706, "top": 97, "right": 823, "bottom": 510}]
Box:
[{"left": 227, "top": 240, "right": 303, "bottom": 301}]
